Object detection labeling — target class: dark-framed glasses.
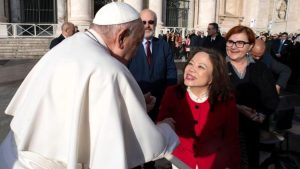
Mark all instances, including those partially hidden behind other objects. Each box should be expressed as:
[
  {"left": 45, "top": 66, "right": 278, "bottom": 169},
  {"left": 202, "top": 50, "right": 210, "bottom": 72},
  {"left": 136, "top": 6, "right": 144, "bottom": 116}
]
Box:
[
  {"left": 226, "top": 40, "right": 250, "bottom": 48},
  {"left": 142, "top": 20, "right": 155, "bottom": 25}
]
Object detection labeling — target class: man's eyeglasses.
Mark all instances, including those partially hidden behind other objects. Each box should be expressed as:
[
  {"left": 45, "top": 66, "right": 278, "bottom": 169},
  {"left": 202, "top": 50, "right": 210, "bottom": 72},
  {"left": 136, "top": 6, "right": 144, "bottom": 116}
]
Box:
[
  {"left": 142, "top": 20, "right": 155, "bottom": 25},
  {"left": 226, "top": 40, "right": 250, "bottom": 48}
]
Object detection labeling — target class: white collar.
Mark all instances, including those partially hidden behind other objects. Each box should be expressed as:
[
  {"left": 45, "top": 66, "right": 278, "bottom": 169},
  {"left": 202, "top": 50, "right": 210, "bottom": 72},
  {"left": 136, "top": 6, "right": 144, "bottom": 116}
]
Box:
[
  {"left": 88, "top": 29, "right": 108, "bottom": 48},
  {"left": 143, "top": 38, "right": 153, "bottom": 44},
  {"left": 187, "top": 87, "right": 208, "bottom": 103}
]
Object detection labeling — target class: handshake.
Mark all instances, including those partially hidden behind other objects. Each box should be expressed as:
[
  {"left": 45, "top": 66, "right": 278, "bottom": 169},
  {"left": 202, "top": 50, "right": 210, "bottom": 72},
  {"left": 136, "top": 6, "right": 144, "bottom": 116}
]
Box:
[{"left": 144, "top": 92, "right": 176, "bottom": 130}]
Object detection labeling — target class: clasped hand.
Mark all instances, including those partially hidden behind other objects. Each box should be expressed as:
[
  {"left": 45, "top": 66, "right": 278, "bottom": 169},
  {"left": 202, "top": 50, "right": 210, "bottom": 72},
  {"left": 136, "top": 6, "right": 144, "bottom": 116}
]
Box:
[{"left": 237, "top": 104, "right": 265, "bottom": 123}]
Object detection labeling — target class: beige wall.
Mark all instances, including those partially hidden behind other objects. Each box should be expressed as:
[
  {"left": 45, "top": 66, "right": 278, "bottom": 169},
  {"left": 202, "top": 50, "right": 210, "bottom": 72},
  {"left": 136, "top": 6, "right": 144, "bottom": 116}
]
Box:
[{"left": 278, "top": 0, "right": 300, "bottom": 33}]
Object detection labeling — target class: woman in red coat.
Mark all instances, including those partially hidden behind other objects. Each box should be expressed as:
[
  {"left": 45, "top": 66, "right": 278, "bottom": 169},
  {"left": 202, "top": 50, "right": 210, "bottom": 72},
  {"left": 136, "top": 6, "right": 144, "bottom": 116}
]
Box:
[{"left": 157, "top": 48, "right": 240, "bottom": 169}]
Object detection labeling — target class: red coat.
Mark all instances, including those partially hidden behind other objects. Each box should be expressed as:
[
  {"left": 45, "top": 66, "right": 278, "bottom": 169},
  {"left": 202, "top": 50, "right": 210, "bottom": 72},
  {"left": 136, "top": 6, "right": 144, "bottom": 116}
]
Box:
[{"left": 157, "top": 86, "right": 240, "bottom": 169}]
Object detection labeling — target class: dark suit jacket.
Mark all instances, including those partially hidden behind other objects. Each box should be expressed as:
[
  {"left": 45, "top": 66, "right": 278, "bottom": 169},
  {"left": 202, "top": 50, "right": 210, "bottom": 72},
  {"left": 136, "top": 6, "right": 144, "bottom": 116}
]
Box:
[
  {"left": 49, "top": 34, "right": 65, "bottom": 49},
  {"left": 270, "top": 39, "right": 292, "bottom": 63},
  {"left": 261, "top": 52, "right": 291, "bottom": 89},
  {"left": 202, "top": 34, "right": 226, "bottom": 57},
  {"left": 128, "top": 37, "right": 177, "bottom": 120},
  {"left": 189, "top": 33, "right": 198, "bottom": 47}
]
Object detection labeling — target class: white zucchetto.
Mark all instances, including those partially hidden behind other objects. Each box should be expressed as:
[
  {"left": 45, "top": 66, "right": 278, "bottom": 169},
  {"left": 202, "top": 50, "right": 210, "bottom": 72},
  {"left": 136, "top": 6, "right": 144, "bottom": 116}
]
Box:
[{"left": 93, "top": 2, "right": 140, "bottom": 25}]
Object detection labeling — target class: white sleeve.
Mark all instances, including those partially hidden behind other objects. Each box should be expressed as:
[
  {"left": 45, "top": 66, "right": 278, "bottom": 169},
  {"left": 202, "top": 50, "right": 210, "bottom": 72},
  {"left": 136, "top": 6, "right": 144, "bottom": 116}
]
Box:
[{"left": 154, "top": 123, "right": 179, "bottom": 160}]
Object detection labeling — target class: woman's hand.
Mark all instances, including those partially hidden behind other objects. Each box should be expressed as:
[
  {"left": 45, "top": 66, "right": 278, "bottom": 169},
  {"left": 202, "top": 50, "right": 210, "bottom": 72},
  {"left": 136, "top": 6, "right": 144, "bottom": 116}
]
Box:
[{"left": 237, "top": 104, "right": 265, "bottom": 123}]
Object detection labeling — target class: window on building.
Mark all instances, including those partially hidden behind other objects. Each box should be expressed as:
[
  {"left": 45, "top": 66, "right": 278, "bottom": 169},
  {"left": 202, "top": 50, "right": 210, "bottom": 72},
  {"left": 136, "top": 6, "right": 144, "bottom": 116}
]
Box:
[
  {"left": 21, "top": 0, "right": 56, "bottom": 23},
  {"left": 94, "top": 0, "right": 116, "bottom": 16},
  {"left": 166, "top": 0, "right": 189, "bottom": 27}
]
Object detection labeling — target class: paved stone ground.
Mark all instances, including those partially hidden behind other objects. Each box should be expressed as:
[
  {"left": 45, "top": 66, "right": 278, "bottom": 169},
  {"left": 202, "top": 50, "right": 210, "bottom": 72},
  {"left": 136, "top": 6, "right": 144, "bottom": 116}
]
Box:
[
  {"left": 0, "top": 59, "right": 300, "bottom": 168},
  {"left": 0, "top": 59, "right": 38, "bottom": 141}
]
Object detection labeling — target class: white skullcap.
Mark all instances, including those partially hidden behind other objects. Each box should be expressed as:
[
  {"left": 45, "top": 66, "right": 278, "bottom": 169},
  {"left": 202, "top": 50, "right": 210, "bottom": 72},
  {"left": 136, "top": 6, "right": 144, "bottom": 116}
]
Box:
[{"left": 93, "top": 2, "right": 140, "bottom": 25}]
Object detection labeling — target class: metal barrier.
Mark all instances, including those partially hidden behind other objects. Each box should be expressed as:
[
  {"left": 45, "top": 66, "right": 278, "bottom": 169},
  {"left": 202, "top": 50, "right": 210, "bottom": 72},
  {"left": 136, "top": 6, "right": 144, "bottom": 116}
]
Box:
[
  {"left": 159, "top": 27, "right": 194, "bottom": 39},
  {"left": 0, "top": 23, "right": 57, "bottom": 38}
]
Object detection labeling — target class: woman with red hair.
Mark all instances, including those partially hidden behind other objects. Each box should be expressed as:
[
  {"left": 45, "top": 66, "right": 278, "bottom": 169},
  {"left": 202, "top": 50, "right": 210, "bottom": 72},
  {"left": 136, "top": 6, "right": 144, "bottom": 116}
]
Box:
[{"left": 225, "top": 26, "right": 279, "bottom": 169}]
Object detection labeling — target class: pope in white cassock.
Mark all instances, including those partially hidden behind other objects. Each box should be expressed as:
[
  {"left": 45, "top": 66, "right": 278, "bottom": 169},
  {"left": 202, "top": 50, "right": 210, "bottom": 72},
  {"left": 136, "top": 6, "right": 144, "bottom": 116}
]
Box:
[{"left": 0, "top": 2, "right": 179, "bottom": 169}]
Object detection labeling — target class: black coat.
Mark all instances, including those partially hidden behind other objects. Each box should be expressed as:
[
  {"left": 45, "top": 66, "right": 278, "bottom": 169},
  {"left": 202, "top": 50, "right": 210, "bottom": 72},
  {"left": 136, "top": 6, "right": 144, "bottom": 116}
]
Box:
[
  {"left": 270, "top": 39, "right": 292, "bottom": 63},
  {"left": 49, "top": 34, "right": 65, "bottom": 49},
  {"left": 228, "top": 61, "right": 279, "bottom": 115},
  {"left": 202, "top": 34, "right": 226, "bottom": 57}
]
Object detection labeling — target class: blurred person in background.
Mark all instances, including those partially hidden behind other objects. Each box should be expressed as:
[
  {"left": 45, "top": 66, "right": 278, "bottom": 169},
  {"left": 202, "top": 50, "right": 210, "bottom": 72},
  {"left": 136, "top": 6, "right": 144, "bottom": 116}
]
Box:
[
  {"left": 202, "top": 23, "right": 226, "bottom": 57},
  {"left": 251, "top": 39, "right": 291, "bottom": 94},
  {"left": 49, "top": 22, "right": 75, "bottom": 49}
]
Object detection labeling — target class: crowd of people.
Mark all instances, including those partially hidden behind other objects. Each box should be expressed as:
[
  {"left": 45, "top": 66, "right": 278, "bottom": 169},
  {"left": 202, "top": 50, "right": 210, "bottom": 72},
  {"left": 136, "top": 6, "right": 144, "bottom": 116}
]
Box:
[
  {"left": 0, "top": 1, "right": 299, "bottom": 169},
  {"left": 158, "top": 26, "right": 300, "bottom": 87}
]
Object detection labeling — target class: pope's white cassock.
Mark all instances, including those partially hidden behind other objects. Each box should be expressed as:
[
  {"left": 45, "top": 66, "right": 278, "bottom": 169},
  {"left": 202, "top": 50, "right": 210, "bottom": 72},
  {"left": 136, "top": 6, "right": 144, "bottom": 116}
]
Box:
[{"left": 0, "top": 29, "right": 179, "bottom": 169}]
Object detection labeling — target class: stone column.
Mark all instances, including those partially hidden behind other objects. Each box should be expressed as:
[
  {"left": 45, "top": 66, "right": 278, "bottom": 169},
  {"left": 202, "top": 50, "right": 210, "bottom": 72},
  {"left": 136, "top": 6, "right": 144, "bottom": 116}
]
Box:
[
  {"left": 9, "top": 0, "right": 21, "bottom": 23},
  {"left": 149, "top": 0, "right": 164, "bottom": 37},
  {"left": 198, "top": 0, "right": 216, "bottom": 30},
  {"left": 149, "top": 0, "right": 164, "bottom": 26},
  {"left": 194, "top": 0, "right": 199, "bottom": 28},
  {"left": 0, "top": 0, "right": 8, "bottom": 37},
  {"left": 55, "top": 0, "right": 66, "bottom": 35},
  {"left": 57, "top": 0, "right": 66, "bottom": 25},
  {"left": 68, "top": 0, "right": 92, "bottom": 28},
  {"left": 188, "top": 0, "right": 195, "bottom": 28},
  {"left": 123, "top": 0, "right": 143, "bottom": 12},
  {"left": 162, "top": 0, "right": 167, "bottom": 26},
  {"left": 0, "top": 0, "right": 8, "bottom": 22}
]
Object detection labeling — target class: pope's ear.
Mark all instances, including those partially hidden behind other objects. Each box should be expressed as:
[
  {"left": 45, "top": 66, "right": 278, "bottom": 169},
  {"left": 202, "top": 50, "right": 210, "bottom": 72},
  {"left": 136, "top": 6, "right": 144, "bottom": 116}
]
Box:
[{"left": 117, "top": 28, "right": 130, "bottom": 49}]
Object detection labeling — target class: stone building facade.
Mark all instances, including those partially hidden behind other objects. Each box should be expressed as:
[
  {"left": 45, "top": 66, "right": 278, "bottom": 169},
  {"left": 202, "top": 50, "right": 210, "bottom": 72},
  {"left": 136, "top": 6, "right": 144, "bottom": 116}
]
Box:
[{"left": 0, "top": 0, "right": 300, "bottom": 35}]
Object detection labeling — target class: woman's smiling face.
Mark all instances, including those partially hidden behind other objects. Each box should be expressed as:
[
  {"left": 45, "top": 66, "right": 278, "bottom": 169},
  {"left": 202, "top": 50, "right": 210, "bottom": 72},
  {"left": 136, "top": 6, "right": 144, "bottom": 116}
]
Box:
[
  {"left": 226, "top": 32, "right": 253, "bottom": 62},
  {"left": 184, "top": 52, "right": 213, "bottom": 90}
]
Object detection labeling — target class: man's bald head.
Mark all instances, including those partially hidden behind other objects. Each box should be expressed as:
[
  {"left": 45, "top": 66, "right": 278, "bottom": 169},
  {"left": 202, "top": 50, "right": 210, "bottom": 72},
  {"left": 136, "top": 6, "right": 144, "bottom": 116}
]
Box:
[
  {"left": 251, "top": 39, "right": 266, "bottom": 60},
  {"left": 140, "top": 9, "right": 157, "bottom": 24},
  {"left": 61, "top": 22, "right": 75, "bottom": 38}
]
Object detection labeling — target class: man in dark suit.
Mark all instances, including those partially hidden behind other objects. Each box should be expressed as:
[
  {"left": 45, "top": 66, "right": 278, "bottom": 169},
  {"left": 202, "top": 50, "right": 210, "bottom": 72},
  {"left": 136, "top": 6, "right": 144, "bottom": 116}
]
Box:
[
  {"left": 49, "top": 22, "right": 75, "bottom": 49},
  {"left": 251, "top": 39, "right": 291, "bottom": 94},
  {"left": 202, "top": 23, "right": 226, "bottom": 56},
  {"left": 270, "top": 32, "right": 292, "bottom": 64},
  {"left": 189, "top": 30, "right": 198, "bottom": 51},
  {"left": 196, "top": 30, "right": 205, "bottom": 47},
  {"left": 128, "top": 9, "right": 177, "bottom": 169}
]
